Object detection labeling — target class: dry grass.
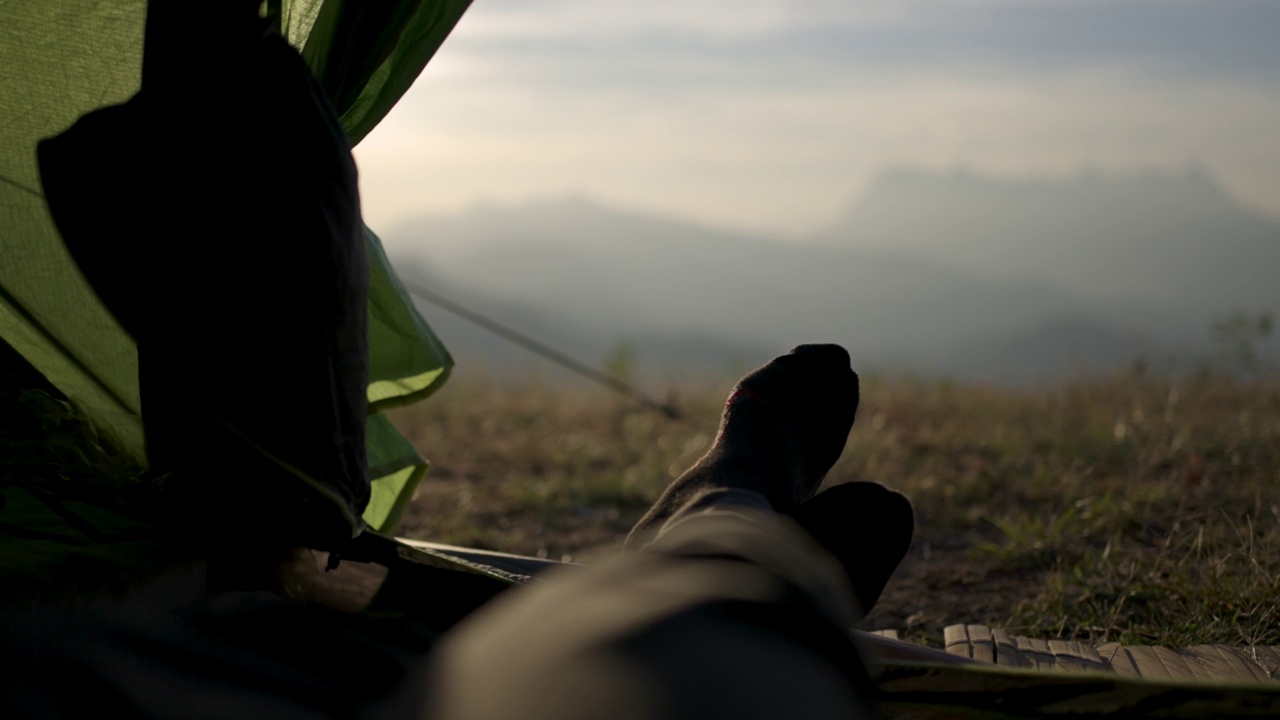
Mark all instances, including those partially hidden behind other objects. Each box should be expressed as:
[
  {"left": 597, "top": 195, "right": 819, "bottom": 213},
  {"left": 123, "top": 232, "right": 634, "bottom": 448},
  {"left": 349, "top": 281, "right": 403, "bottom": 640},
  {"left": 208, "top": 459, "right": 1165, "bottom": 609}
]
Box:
[
  {"left": 391, "top": 367, "right": 1280, "bottom": 649},
  {"left": 6, "top": 329, "right": 1277, "bottom": 650}
]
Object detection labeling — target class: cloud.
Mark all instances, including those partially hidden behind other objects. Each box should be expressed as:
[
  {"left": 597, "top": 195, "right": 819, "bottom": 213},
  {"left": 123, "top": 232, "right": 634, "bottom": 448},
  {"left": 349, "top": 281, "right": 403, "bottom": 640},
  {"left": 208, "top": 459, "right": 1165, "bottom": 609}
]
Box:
[
  {"left": 445, "top": 0, "right": 1280, "bottom": 86},
  {"left": 354, "top": 0, "right": 1280, "bottom": 236}
]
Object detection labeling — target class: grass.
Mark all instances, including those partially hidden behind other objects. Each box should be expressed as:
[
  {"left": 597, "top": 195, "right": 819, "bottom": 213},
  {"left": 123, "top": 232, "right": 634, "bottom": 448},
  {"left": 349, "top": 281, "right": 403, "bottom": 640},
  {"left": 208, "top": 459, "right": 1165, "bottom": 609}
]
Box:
[
  {"left": 390, "top": 366, "right": 1280, "bottom": 649},
  {"left": 4, "top": 333, "right": 1278, "bottom": 651}
]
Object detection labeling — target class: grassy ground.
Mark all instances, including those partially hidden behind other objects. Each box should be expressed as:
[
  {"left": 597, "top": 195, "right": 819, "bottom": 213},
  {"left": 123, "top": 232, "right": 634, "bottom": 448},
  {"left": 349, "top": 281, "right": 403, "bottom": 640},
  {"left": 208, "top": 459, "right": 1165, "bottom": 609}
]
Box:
[
  {"left": 5, "top": 332, "right": 1277, "bottom": 650},
  {"left": 391, "top": 367, "right": 1280, "bottom": 650}
]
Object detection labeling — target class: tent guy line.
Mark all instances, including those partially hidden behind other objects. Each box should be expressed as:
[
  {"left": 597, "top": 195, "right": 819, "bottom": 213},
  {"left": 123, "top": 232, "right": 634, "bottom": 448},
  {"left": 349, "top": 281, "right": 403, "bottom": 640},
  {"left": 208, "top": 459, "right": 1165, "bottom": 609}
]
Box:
[
  {"left": 0, "top": 281, "right": 134, "bottom": 417},
  {"left": 0, "top": 174, "right": 43, "bottom": 199},
  {"left": 401, "top": 278, "right": 684, "bottom": 421},
  {"left": 0, "top": 168, "right": 680, "bottom": 427}
]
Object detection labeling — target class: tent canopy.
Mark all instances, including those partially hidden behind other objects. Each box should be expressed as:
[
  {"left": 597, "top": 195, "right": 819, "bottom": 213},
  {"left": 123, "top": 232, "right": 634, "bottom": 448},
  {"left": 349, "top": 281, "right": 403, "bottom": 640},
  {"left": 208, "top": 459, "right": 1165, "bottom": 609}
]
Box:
[{"left": 0, "top": 0, "right": 470, "bottom": 532}]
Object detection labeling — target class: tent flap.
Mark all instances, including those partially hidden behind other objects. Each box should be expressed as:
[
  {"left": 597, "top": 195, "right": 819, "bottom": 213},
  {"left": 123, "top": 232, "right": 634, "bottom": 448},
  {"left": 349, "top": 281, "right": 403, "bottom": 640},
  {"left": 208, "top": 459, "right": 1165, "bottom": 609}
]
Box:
[{"left": 1, "top": 0, "right": 468, "bottom": 534}]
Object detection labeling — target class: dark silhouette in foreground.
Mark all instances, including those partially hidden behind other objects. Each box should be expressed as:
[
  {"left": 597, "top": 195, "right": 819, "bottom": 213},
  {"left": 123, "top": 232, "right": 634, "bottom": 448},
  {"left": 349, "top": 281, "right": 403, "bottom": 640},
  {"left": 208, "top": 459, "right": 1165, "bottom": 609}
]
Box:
[
  {"left": 39, "top": 0, "right": 370, "bottom": 559},
  {"left": 17, "top": 2, "right": 922, "bottom": 717},
  {"left": 2, "top": 345, "right": 920, "bottom": 719}
]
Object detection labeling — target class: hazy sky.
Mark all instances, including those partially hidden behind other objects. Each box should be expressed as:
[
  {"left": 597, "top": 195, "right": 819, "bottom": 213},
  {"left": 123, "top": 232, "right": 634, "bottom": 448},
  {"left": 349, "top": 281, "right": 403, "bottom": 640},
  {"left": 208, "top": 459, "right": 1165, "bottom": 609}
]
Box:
[{"left": 354, "top": 0, "right": 1280, "bottom": 238}]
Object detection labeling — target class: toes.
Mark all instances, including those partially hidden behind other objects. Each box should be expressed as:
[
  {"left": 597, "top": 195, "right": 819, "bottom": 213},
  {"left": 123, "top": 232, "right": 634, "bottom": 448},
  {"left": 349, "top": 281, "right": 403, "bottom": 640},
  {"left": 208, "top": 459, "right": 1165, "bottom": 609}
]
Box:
[
  {"left": 787, "top": 343, "right": 851, "bottom": 368},
  {"left": 729, "top": 343, "right": 859, "bottom": 487},
  {"left": 739, "top": 343, "right": 858, "bottom": 408}
]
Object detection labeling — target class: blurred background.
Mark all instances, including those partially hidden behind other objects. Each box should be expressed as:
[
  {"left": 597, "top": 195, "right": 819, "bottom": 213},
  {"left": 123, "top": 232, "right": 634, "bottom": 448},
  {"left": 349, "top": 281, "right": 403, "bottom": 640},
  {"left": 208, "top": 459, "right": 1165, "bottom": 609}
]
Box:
[
  {"left": 356, "top": 0, "right": 1280, "bottom": 385},
  {"left": 2, "top": 0, "right": 1276, "bottom": 646},
  {"left": 344, "top": 1, "right": 1280, "bottom": 644}
]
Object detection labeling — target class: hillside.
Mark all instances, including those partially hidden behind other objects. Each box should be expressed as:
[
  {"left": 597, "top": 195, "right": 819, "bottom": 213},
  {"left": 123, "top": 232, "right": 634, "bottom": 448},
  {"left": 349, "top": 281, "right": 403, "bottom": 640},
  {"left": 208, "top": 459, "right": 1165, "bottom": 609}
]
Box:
[
  {"left": 823, "top": 167, "right": 1280, "bottom": 340},
  {"left": 385, "top": 170, "right": 1279, "bottom": 382}
]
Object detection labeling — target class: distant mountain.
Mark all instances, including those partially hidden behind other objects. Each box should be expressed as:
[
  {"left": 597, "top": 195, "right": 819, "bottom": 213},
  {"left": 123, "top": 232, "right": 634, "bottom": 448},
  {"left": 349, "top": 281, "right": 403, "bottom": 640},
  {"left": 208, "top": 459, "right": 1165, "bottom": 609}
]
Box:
[
  {"left": 819, "top": 167, "right": 1280, "bottom": 341},
  {"left": 384, "top": 170, "right": 1278, "bottom": 382},
  {"left": 939, "top": 318, "right": 1150, "bottom": 383},
  {"left": 402, "top": 263, "right": 775, "bottom": 384}
]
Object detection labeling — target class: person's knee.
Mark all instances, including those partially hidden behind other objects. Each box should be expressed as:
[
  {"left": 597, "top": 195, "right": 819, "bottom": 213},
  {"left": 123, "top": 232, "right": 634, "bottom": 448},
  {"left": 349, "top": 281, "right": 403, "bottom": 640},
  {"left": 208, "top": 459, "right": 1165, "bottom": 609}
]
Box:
[{"left": 422, "top": 602, "right": 876, "bottom": 720}]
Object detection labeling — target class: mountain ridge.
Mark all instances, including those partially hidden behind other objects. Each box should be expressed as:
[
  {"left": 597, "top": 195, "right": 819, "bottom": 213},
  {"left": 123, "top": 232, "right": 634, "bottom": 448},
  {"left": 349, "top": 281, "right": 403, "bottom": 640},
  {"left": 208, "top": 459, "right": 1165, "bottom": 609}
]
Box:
[{"left": 387, "top": 168, "right": 1278, "bottom": 382}]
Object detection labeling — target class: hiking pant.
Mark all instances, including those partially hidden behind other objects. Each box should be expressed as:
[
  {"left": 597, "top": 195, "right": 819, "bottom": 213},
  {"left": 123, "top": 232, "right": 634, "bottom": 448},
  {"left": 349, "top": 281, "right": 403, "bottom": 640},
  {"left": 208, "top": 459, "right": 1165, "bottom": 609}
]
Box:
[
  {"left": 1, "top": 506, "right": 877, "bottom": 719},
  {"left": 422, "top": 502, "right": 878, "bottom": 720}
]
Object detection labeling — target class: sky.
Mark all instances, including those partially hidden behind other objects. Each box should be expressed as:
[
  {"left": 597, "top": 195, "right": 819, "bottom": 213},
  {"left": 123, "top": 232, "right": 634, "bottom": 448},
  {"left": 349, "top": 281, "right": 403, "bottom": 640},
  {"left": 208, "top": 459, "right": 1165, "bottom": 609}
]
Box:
[{"left": 353, "top": 0, "right": 1280, "bottom": 239}]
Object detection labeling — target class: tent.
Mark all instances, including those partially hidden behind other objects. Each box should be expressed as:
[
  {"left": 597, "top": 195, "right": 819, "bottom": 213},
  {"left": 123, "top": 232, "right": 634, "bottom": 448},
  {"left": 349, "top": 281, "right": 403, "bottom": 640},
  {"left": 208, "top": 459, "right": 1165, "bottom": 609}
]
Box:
[{"left": 1, "top": 0, "right": 467, "bottom": 535}]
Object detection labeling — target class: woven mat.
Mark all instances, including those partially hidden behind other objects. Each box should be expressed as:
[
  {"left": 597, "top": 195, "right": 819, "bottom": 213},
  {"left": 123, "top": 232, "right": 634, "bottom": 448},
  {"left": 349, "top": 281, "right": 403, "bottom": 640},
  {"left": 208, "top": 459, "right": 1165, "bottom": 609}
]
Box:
[{"left": 880, "top": 624, "right": 1280, "bottom": 682}]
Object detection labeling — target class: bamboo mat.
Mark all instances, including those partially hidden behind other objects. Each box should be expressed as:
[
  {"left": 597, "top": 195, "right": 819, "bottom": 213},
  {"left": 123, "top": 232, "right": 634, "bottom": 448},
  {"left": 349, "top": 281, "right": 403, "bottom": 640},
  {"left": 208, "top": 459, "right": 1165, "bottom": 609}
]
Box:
[
  {"left": 909, "top": 624, "right": 1280, "bottom": 682},
  {"left": 403, "top": 540, "right": 1280, "bottom": 687}
]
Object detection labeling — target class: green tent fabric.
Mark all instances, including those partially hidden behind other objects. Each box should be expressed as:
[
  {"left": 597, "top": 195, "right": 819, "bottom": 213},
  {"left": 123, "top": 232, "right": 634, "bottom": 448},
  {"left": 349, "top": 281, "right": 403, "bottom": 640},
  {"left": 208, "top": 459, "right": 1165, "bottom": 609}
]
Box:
[{"left": 0, "top": 0, "right": 468, "bottom": 532}]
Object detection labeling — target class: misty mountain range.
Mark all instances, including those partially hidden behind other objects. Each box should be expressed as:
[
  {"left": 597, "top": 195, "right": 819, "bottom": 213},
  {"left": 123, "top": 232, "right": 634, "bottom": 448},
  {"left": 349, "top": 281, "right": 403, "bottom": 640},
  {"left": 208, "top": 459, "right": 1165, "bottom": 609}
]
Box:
[{"left": 384, "top": 168, "right": 1279, "bottom": 384}]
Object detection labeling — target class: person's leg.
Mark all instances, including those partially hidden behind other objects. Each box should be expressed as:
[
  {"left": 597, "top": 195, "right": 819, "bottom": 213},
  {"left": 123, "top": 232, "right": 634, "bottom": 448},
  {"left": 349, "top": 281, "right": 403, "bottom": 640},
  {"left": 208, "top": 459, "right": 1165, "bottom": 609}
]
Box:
[
  {"left": 421, "top": 345, "right": 910, "bottom": 719},
  {"left": 627, "top": 344, "right": 914, "bottom": 613},
  {"left": 628, "top": 344, "right": 859, "bottom": 540},
  {"left": 422, "top": 513, "right": 879, "bottom": 720},
  {"left": 0, "top": 345, "right": 913, "bottom": 718}
]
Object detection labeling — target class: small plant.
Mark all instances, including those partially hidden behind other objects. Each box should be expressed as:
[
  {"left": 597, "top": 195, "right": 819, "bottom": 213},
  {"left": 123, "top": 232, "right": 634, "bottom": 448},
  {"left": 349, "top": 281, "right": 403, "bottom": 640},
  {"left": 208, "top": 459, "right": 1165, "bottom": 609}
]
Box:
[
  {"left": 976, "top": 506, "right": 1085, "bottom": 571},
  {"left": 603, "top": 341, "right": 639, "bottom": 384},
  {"left": 1209, "top": 309, "right": 1274, "bottom": 377}
]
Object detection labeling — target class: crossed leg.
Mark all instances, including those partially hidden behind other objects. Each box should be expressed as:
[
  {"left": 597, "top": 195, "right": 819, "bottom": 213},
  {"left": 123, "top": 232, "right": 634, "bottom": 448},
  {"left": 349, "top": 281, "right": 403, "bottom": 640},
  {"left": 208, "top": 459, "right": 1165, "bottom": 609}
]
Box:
[
  {"left": 420, "top": 345, "right": 914, "bottom": 719},
  {"left": 0, "top": 346, "right": 917, "bottom": 720}
]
